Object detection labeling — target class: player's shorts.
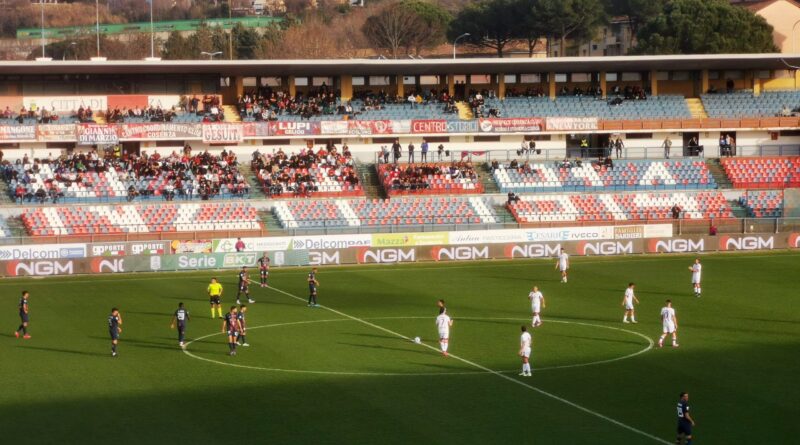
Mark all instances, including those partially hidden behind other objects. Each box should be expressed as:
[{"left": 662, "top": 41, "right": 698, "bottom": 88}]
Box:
[
  {"left": 309, "top": 285, "right": 317, "bottom": 294},
  {"left": 663, "top": 322, "right": 676, "bottom": 334},
  {"left": 109, "top": 329, "right": 119, "bottom": 340},
  {"left": 227, "top": 330, "right": 238, "bottom": 338},
  {"left": 692, "top": 274, "right": 701, "bottom": 284},
  {"left": 438, "top": 330, "right": 449, "bottom": 340},
  {"left": 239, "top": 283, "right": 248, "bottom": 291},
  {"left": 677, "top": 420, "right": 692, "bottom": 435},
  {"left": 177, "top": 323, "right": 186, "bottom": 332},
  {"left": 624, "top": 303, "right": 635, "bottom": 310},
  {"left": 531, "top": 305, "right": 541, "bottom": 314},
  {"left": 260, "top": 269, "right": 268, "bottom": 277},
  {"left": 559, "top": 266, "right": 568, "bottom": 272},
  {"left": 19, "top": 312, "right": 29, "bottom": 323},
  {"left": 209, "top": 296, "right": 221, "bottom": 305},
  {"left": 521, "top": 347, "right": 531, "bottom": 358}
]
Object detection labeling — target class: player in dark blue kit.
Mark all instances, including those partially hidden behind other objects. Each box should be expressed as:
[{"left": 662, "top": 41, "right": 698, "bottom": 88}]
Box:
[
  {"left": 676, "top": 392, "right": 696, "bottom": 445},
  {"left": 108, "top": 308, "right": 123, "bottom": 357},
  {"left": 170, "top": 302, "right": 191, "bottom": 349},
  {"left": 236, "top": 267, "right": 255, "bottom": 305},
  {"left": 308, "top": 268, "right": 319, "bottom": 307},
  {"left": 236, "top": 304, "right": 249, "bottom": 347},
  {"left": 222, "top": 306, "right": 240, "bottom": 356},
  {"left": 258, "top": 253, "right": 270, "bottom": 288},
  {"left": 15, "top": 290, "right": 31, "bottom": 339}
]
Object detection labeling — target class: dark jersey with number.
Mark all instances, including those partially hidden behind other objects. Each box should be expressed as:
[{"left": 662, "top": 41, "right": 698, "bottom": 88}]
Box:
[
  {"left": 677, "top": 401, "right": 690, "bottom": 422},
  {"left": 237, "top": 312, "right": 246, "bottom": 329},
  {"left": 224, "top": 313, "right": 239, "bottom": 333},
  {"left": 19, "top": 297, "right": 28, "bottom": 315},
  {"left": 308, "top": 271, "right": 317, "bottom": 289},
  {"left": 108, "top": 314, "right": 120, "bottom": 331},
  {"left": 258, "top": 257, "right": 270, "bottom": 271},
  {"left": 174, "top": 308, "right": 188, "bottom": 326},
  {"left": 238, "top": 271, "right": 248, "bottom": 287}
]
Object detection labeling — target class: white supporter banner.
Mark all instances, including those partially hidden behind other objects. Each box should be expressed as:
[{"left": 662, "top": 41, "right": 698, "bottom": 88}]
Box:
[
  {"left": 213, "top": 234, "right": 372, "bottom": 253},
  {"left": 545, "top": 117, "right": 599, "bottom": 132},
  {"left": 23, "top": 95, "right": 107, "bottom": 113},
  {"left": 448, "top": 224, "right": 672, "bottom": 245}
]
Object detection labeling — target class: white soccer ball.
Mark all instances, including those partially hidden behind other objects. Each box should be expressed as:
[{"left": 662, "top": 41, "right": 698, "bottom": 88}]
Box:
[{"left": 413, "top": 336, "right": 421, "bottom": 344}]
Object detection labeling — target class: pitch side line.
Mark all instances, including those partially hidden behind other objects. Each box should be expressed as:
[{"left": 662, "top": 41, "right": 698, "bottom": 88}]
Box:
[{"left": 265, "top": 284, "right": 670, "bottom": 445}]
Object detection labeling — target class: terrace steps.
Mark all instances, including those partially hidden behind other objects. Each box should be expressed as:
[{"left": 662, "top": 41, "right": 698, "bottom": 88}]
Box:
[
  {"left": 706, "top": 159, "right": 733, "bottom": 189},
  {"left": 456, "top": 102, "right": 473, "bottom": 120},
  {"left": 223, "top": 105, "right": 241, "bottom": 123},
  {"left": 686, "top": 98, "right": 708, "bottom": 119},
  {"left": 357, "top": 162, "right": 385, "bottom": 200}
]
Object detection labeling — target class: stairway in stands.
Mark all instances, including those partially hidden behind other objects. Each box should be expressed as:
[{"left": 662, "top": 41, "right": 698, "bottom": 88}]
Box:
[
  {"left": 686, "top": 98, "right": 708, "bottom": 119},
  {"left": 92, "top": 112, "right": 107, "bottom": 124},
  {"left": 223, "top": 105, "right": 241, "bottom": 122},
  {"left": 478, "top": 165, "right": 500, "bottom": 194},
  {"left": 259, "top": 209, "right": 285, "bottom": 232},
  {"left": 493, "top": 204, "right": 517, "bottom": 225},
  {"left": 239, "top": 163, "right": 269, "bottom": 199},
  {"left": 456, "top": 102, "right": 474, "bottom": 120},
  {"left": 357, "top": 162, "right": 386, "bottom": 199},
  {"left": 705, "top": 159, "right": 733, "bottom": 189}
]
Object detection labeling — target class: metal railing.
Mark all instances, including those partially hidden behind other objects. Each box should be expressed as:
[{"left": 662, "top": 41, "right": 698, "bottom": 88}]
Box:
[{"left": 2, "top": 216, "right": 798, "bottom": 246}]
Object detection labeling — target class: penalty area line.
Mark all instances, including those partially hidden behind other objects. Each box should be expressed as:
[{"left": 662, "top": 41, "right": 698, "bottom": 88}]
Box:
[{"left": 265, "top": 284, "right": 670, "bottom": 445}]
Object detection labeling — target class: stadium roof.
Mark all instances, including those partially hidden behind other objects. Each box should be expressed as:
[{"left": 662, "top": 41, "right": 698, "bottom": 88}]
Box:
[{"left": 2, "top": 54, "right": 800, "bottom": 77}]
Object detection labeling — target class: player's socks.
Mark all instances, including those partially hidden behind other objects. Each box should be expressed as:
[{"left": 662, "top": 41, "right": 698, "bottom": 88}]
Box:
[
  {"left": 623, "top": 316, "right": 628, "bottom": 322},
  {"left": 22, "top": 326, "right": 27, "bottom": 335},
  {"left": 112, "top": 344, "right": 117, "bottom": 353},
  {"left": 631, "top": 317, "right": 637, "bottom": 323},
  {"left": 211, "top": 308, "right": 215, "bottom": 318}
]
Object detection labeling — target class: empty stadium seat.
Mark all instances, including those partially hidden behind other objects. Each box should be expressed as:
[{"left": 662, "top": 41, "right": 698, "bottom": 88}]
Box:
[
  {"left": 739, "top": 191, "right": 784, "bottom": 218},
  {"left": 721, "top": 157, "right": 800, "bottom": 189}
]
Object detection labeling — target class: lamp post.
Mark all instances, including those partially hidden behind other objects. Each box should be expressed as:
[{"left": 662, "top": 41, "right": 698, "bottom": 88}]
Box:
[
  {"left": 201, "top": 51, "right": 223, "bottom": 60},
  {"left": 70, "top": 42, "right": 77, "bottom": 60},
  {"left": 95, "top": 0, "right": 100, "bottom": 58},
  {"left": 149, "top": 0, "right": 154, "bottom": 59},
  {"left": 40, "top": 0, "right": 45, "bottom": 58},
  {"left": 453, "top": 33, "right": 470, "bottom": 59}
]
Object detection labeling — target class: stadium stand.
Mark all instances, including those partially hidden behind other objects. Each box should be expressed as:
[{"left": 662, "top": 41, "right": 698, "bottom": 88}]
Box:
[
  {"left": 701, "top": 90, "right": 800, "bottom": 118},
  {"left": 480, "top": 95, "right": 691, "bottom": 119},
  {"left": 273, "top": 196, "right": 497, "bottom": 228},
  {"left": 20, "top": 202, "right": 260, "bottom": 236},
  {"left": 739, "top": 191, "right": 784, "bottom": 218},
  {"left": 377, "top": 162, "right": 482, "bottom": 196},
  {"left": 5, "top": 149, "right": 249, "bottom": 203},
  {"left": 507, "top": 191, "right": 733, "bottom": 223},
  {"left": 720, "top": 157, "right": 800, "bottom": 189},
  {"left": 492, "top": 159, "right": 715, "bottom": 193},
  {"left": 1, "top": 106, "right": 83, "bottom": 125},
  {"left": 251, "top": 146, "right": 363, "bottom": 198}
]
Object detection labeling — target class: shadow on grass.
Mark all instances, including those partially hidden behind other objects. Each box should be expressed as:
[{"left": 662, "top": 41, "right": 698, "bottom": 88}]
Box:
[{"left": 19, "top": 345, "right": 108, "bottom": 357}]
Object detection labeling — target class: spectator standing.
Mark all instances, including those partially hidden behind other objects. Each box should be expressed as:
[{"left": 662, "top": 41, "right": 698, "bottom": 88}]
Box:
[
  {"left": 437, "top": 144, "right": 445, "bottom": 161},
  {"left": 671, "top": 204, "right": 682, "bottom": 219},
  {"left": 408, "top": 141, "right": 415, "bottom": 164},
  {"left": 235, "top": 238, "right": 246, "bottom": 252},
  {"left": 381, "top": 145, "right": 390, "bottom": 164},
  {"left": 663, "top": 136, "right": 673, "bottom": 159},
  {"left": 420, "top": 140, "right": 429, "bottom": 162},
  {"left": 615, "top": 137, "right": 624, "bottom": 159},
  {"left": 392, "top": 140, "right": 402, "bottom": 163}
]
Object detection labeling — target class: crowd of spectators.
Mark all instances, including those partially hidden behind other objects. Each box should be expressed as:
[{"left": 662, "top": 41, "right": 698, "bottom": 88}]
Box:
[
  {"left": 1, "top": 105, "right": 89, "bottom": 124},
  {"left": 105, "top": 105, "right": 179, "bottom": 123},
  {"left": 356, "top": 89, "right": 458, "bottom": 114},
  {"left": 251, "top": 143, "right": 358, "bottom": 197},
  {"left": 237, "top": 87, "right": 339, "bottom": 121},
  {"left": 4, "top": 145, "right": 248, "bottom": 203},
  {"left": 380, "top": 162, "right": 479, "bottom": 192}
]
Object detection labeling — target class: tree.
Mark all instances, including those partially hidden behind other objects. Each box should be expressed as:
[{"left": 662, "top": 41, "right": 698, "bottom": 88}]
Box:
[
  {"left": 363, "top": 2, "right": 428, "bottom": 59},
  {"left": 633, "top": 0, "right": 777, "bottom": 54},
  {"left": 233, "top": 23, "right": 260, "bottom": 60},
  {"left": 162, "top": 31, "right": 191, "bottom": 59},
  {"left": 447, "top": 0, "right": 521, "bottom": 58},
  {"left": 535, "top": 0, "right": 607, "bottom": 57},
  {"left": 603, "top": 0, "right": 665, "bottom": 47},
  {"left": 514, "top": 0, "right": 549, "bottom": 57},
  {"left": 399, "top": 0, "right": 453, "bottom": 55}
]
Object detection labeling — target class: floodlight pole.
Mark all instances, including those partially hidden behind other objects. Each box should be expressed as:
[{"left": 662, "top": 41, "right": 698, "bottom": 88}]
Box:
[
  {"left": 453, "top": 33, "right": 470, "bottom": 60},
  {"left": 150, "top": 0, "right": 154, "bottom": 58},
  {"left": 95, "top": 0, "right": 100, "bottom": 58},
  {"left": 40, "top": 0, "right": 45, "bottom": 58}
]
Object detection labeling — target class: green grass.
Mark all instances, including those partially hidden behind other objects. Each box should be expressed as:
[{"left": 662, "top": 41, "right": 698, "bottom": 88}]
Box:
[{"left": 1, "top": 252, "right": 799, "bottom": 444}]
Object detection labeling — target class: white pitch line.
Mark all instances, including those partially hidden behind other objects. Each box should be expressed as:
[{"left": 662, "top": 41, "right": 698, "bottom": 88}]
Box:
[
  {"left": 182, "top": 316, "right": 652, "bottom": 376},
  {"left": 266, "top": 284, "right": 671, "bottom": 445}
]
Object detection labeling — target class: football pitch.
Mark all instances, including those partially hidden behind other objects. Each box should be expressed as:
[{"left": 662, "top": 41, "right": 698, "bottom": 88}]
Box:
[{"left": 2, "top": 252, "right": 799, "bottom": 444}]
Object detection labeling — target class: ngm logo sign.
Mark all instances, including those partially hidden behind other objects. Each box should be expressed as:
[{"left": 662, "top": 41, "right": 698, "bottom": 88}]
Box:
[
  {"left": 578, "top": 241, "right": 634, "bottom": 256},
  {"left": 504, "top": 243, "right": 562, "bottom": 259},
  {"left": 719, "top": 236, "right": 774, "bottom": 251},
  {"left": 357, "top": 248, "right": 415, "bottom": 264},
  {"left": 309, "top": 251, "right": 341, "bottom": 266},
  {"left": 430, "top": 246, "right": 489, "bottom": 262},
  {"left": 789, "top": 233, "right": 800, "bottom": 249},
  {"left": 647, "top": 239, "right": 705, "bottom": 253},
  {"left": 6, "top": 260, "right": 74, "bottom": 277},
  {"left": 90, "top": 258, "right": 125, "bottom": 273}
]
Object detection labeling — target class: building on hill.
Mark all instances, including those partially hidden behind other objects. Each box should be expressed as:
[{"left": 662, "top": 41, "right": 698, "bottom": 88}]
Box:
[{"left": 736, "top": 0, "right": 800, "bottom": 53}]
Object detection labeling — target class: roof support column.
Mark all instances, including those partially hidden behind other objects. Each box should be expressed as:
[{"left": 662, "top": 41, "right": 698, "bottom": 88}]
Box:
[
  {"left": 795, "top": 70, "right": 800, "bottom": 90},
  {"left": 548, "top": 71, "right": 556, "bottom": 100},
  {"left": 599, "top": 71, "right": 607, "bottom": 99},
  {"left": 340, "top": 75, "right": 353, "bottom": 102},
  {"left": 448, "top": 74, "right": 455, "bottom": 97},
  {"left": 397, "top": 75, "right": 404, "bottom": 98},
  {"left": 498, "top": 73, "right": 506, "bottom": 99},
  {"left": 701, "top": 70, "right": 709, "bottom": 95},
  {"left": 287, "top": 76, "right": 297, "bottom": 98},
  {"left": 649, "top": 70, "right": 658, "bottom": 97}
]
